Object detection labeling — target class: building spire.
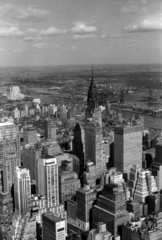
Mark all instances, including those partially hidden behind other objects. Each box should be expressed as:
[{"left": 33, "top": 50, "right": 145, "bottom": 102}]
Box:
[
  {"left": 92, "top": 63, "right": 93, "bottom": 82},
  {"left": 87, "top": 64, "right": 96, "bottom": 112}
]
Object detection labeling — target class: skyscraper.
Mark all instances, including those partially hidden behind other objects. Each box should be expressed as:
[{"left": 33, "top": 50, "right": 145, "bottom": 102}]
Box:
[
  {"left": 37, "top": 156, "right": 59, "bottom": 207},
  {"left": 72, "top": 123, "right": 84, "bottom": 176},
  {"left": 92, "top": 183, "right": 129, "bottom": 236},
  {"left": 42, "top": 213, "right": 66, "bottom": 240},
  {"left": 23, "top": 126, "right": 37, "bottom": 145},
  {"left": 150, "top": 143, "right": 162, "bottom": 191},
  {"left": 0, "top": 122, "right": 20, "bottom": 192},
  {"left": 114, "top": 125, "right": 143, "bottom": 178},
  {"left": 85, "top": 66, "right": 96, "bottom": 121},
  {"left": 44, "top": 118, "right": 57, "bottom": 141},
  {"left": 84, "top": 67, "right": 104, "bottom": 177},
  {"left": 14, "top": 167, "right": 31, "bottom": 215},
  {"left": 84, "top": 121, "right": 103, "bottom": 175}
]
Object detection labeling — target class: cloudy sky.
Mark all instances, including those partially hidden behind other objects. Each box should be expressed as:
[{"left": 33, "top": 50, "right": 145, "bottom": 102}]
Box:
[{"left": 0, "top": 0, "right": 162, "bottom": 66}]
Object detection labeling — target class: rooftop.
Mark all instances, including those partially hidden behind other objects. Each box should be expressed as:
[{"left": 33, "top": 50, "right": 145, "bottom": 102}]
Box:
[
  {"left": 43, "top": 213, "right": 63, "bottom": 222},
  {"left": 0, "top": 121, "right": 14, "bottom": 127}
]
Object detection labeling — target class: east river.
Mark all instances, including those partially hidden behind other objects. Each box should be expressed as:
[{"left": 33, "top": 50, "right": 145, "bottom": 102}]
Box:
[{"left": 121, "top": 110, "right": 162, "bottom": 129}]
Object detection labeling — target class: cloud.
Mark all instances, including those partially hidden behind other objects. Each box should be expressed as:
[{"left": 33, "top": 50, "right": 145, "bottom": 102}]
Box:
[
  {"left": 26, "top": 28, "right": 37, "bottom": 35},
  {"left": 121, "top": 4, "right": 139, "bottom": 14},
  {"left": 0, "top": 4, "right": 49, "bottom": 21},
  {"left": 125, "top": 13, "right": 162, "bottom": 32},
  {"left": 111, "top": 33, "right": 123, "bottom": 38},
  {"left": 71, "top": 22, "right": 97, "bottom": 34},
  {"left": 34, "top": 43, "right": 44, "bottom": 49},
  {"left": 0, "top": 20, "right": 15, "bottom": 27},
  {"left": 121, "top": 0, "right": 149, "bottom": 14},
  {"left": 72, "top": 34, "right": 97, "bottom": 40},
  {"left": 0, "top": 27, "right": 24, "bottom": 37},
  {"left": 71, "top": 46, "right": 77, "bottom": 51},
  {"left": 40, "top": 27, "right": 67, "bottom": 36},
  {"left": 13, "top": 49, "right": 24, "bottom": 53},
  {"left": 130, "top": 39, "right": 136, "bottom": 44},
  {"left": 24, "top": 36, "right": 42, "bottom": 41},
  {"left": 100, "top": 34, "right": 107, "bottom": 39},
  {"left": 0, "top": 47, "right": 5, "bottom": 53}
]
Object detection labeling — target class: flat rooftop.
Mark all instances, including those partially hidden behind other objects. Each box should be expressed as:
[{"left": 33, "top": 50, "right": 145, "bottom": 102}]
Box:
[
  {"left": 0, "top": 122, "right": 14, "bottom": 127},
  {"left": 43, "top": 213, "right": 63, "bottom": 222}
]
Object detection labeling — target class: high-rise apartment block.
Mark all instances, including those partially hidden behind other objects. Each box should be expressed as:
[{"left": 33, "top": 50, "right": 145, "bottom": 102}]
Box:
[
  {"left": 114, "top": 125, "right": 143, "bottom": 176},
  {"left": 14, "top": 167, "right": 31, "bottom": 215},
  {"left": 23, "top": 126, "right": 37, "bottom": 145},
  {"left": 92, "top": 183, "right": 129, "bottom": 236},
  {"left": 37, "top": 156, "right": 59, "bottom": 207},
  {"left": 0, "top": 122, "right": 20, "bottom": 192},
  {"left": 42, "top": 213, "right": 66, "bottom": 240},
  {"left": 44, "top": 119, "right": 57, "bottom": 141}
]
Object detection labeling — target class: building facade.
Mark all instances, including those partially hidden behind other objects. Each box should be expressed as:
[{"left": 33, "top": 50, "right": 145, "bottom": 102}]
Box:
[
  {"left": 14, "top": 167, "right": 31, "bottom": 215},
  {"left": 37, "top": 157, "right": 59, "bottom": 207},
  {"left": 0, "top": 122, "right": 20, "bottom": 192},
  {"left": 114, "top": 125, "right": 143, "bottom": 176},
  {"left": 42, "top": 213, "right": 66, "bottom": 240}
]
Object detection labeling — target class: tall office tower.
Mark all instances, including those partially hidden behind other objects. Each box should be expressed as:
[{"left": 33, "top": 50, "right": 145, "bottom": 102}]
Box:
[
  {"left": 114, "top": 125, "right": 143, "bottom": 178},
  {"left": 59, "top": 160, "right": 81, "bottom": 204},
  {"left": 42, "top": 213, "right": 66, "bottom": 240},
  {"left": 0, "top": 168, "right": 3, "bottom": 192},
  {"left": 148, "top": 192, "right": 160, "bottom": 214},
  {"left": 76, "top": 185, "right": 97, "bottom": 231},
  {"left": 134, "top": 169, "right": 157, "bottom": 203},
  {"left": 84, "top": 121, "right": 103, "bottom": 175},
  {"left": 72, "top": 123, "right": 84, "bottom": 176},
  {"left": 0, "top": 122, "right": 20, "bottom": 193},
  {"left": 59, "top": 105, "right": 67, "bottom": 121},
  {"left": 67, "top": 185, "right": 97, "bottom": 231},
  {"left": 24, "top": 103, "right": 28, "bottom": 117},
  {"left": 37, "top": 156, "right": 59, "bottom": 207},
  {"left": 22, "top": 146, "right": 41, "bottom": 181},
  {"left": 23, "top": 126, "right": 37, "bottom": 145},
  {"left": 150, "top": 143, "right": 162, "bottom": 191},
  {"left": 92, "top": 183, "right": 129, "bottom": 236},
  {"left": 83, "top": 162, "right": 98, "bottom": 187},
  {"left": 0, "top": 192, "right": 13, "bottom": 240},
  {"left": 44, "top": 118, "right": 57, "bottom": 141},
  {"left": 14, "top": 167, "right": 31, "bottom": 215},
  {"left": 128, "top": 164, "right": 141, "bottom": 198}
]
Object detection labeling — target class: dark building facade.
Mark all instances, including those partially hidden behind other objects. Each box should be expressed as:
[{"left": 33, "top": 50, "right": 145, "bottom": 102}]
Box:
[{"left": 92, "top": 183, "right": 129, "bottom": 236}]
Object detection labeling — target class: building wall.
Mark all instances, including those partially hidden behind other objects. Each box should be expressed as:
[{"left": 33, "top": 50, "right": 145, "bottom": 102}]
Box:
[
  {"left": 114, "top": 126, "right": 143, "bottom": 173},
  {"left": 84, "top": 122, "right": 103, "bottom": 174},
  {"left": 0, "top": 123, "right": 20, "bottom": 192}
]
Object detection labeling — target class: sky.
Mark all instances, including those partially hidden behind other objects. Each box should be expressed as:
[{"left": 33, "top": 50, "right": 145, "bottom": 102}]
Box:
[{"left": 0, "top": 0, "right": 162, "bottom": 66}]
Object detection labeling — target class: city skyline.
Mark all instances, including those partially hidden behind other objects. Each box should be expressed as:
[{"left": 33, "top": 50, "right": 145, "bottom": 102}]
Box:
[{"left": 0, "top": 0, "right": 162, "bottom": 66}]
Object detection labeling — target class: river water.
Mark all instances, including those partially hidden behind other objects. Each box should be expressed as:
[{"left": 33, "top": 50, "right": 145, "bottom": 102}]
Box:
[
  {"left": 118, "top": 100, "right": 162, "bottom": 129},
  {"left": 121, "top": 110, "right": 162, "bottom": 129}
]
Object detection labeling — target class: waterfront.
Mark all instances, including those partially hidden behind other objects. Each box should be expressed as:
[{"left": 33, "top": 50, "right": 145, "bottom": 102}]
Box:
[{"left": 122, "top": 110, "right": 162, "bottom": 129}]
